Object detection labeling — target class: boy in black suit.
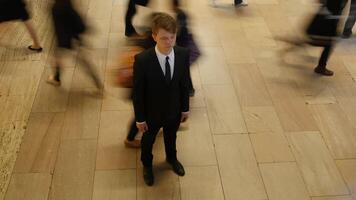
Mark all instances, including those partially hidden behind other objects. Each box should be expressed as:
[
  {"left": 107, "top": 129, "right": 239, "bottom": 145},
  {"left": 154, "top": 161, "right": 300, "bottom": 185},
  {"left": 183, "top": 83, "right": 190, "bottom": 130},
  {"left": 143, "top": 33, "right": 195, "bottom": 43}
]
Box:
[{"left": 132, "top": 12, "right": 190, "bottom": 186}]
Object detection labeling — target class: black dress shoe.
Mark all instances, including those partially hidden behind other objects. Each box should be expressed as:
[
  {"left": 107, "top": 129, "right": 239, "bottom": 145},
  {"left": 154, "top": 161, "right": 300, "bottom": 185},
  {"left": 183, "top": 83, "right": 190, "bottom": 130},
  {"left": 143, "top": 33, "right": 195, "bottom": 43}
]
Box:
[
  {"left": 342, "top": 31, "right": 352, "bottom": 38},
  {"left": 314, "top": 66, "right": 334, "bottom": 76},
  {"left": 189, "top": 88, "right": 195, "bottom": 97},
  {"left": 143, "top": 167, "right": 154, "bottom": 186},
  {"left": 167, "top": 160, "right": 185, "bottom": 176}
]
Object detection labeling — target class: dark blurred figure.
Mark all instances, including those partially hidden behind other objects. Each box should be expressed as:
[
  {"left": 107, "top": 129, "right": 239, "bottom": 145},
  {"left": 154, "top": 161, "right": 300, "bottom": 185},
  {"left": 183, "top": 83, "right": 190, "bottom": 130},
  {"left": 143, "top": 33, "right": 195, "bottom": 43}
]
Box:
[
  {"left": 0, "top": 0, "right": 42, "bottom": 51},
  {"left": 125, "top": 0, "right": 150, "bottom": 37},
  {"left": 307, "top": 0, "right": 347, "bottom": 76},
  {"left": 342, "top": 0, "right": 356, "bottom": 38},
  {"left": 280, "top": 0, "right": 346, "bottom": 76},
  {"left": 124, "top": 37, "right": 151, "bottom": 148},
  {"left": 123, "top": 12, "right": 158, "bottom": 148},
  {"left": 210, "top": 0, "right": 247, "bottom": 7},
  {"left": 173, "top": 0, "right": 200, "bottom": 96},
  {"left": 124, "top": 31, "right": 154, "bottom": 148},
  {"left": 47, "top": 0, "right": 102, "bottom": 90},
  {"left": 234, "top": 0, "right": 248, "bottom": 7}
]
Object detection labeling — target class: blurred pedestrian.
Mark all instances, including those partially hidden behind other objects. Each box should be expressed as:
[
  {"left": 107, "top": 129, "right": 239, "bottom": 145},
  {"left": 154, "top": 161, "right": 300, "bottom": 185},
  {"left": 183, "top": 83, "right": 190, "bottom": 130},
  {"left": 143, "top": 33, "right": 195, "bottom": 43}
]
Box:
[
  {"left": 47, "top": 0, "right": 102, "bottom": 90},
  {"left": 173, "top": 0, "right": 200, "bottom": 96},
  {"left": 307, "top": 0, "right": 347, "bottom": 75},
  {"left": 279, "top": 0, "right": 346, "bottom": 76},
  {"left": 125, "top": 0, "right": 150, "bottom": 37},
  {"left": 122, "top": 26, "right": 156, "bottom": 148},
  {"left": 0, "top": 0, "right": 42, "bottom": 51}
]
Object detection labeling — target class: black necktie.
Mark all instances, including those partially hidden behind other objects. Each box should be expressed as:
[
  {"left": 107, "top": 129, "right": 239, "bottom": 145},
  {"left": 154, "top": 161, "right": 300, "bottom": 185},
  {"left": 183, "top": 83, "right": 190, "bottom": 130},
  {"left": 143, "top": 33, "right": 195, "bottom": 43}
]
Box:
[{"left": 165, "top": 56, "right": 171, "bottom": 82}]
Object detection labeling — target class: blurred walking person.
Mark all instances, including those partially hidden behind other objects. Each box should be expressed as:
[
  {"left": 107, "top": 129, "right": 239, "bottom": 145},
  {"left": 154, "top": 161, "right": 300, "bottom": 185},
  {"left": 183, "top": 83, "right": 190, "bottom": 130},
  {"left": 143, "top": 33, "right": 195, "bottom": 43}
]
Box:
[
  {"left": 47, "top": 0, "right": 102, "bottom": 90},
  {"left": 0, "top": 0, "right": 42, "bottom": 51},
  {"left": 279, "top": 0, "right": 347, "bottom": 76},
  {"left": 173, "top": 0, "right": 201, "bottom": 96},
  {"left": 307, "top": 0, "right": 347, "bottom": 75},
  {"left": 125, "top": 0, "right": 150, "bottom": 37}
]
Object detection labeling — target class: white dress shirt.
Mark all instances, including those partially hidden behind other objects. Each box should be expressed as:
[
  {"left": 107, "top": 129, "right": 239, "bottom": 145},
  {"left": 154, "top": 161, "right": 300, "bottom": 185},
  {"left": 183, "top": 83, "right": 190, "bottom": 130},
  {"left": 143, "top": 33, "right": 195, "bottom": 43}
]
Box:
[{"left": 155, "top": 45, "right": 174, "bottom": 78}]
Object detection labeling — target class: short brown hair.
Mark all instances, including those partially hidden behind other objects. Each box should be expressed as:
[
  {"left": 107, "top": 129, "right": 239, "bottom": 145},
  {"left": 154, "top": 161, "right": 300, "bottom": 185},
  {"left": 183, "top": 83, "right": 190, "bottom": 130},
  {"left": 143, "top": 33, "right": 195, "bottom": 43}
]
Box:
[{"left": 151, "top": 12, "right": 177, "bottom": 34}]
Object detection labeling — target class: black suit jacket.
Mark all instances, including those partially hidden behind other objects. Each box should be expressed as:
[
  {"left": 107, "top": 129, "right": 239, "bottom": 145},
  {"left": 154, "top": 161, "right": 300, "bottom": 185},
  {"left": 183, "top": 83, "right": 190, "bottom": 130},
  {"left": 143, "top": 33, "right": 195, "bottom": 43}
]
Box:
[{"left": 132, "top": 46, "right": 190, "bottom": 124}]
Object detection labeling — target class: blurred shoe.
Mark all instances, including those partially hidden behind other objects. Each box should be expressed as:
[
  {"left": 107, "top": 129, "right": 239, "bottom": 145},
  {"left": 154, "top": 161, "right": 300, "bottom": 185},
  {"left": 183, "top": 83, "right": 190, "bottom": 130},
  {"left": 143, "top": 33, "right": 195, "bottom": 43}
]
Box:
[
  {"left": 28, "top": 45, "right": 43, "bottom": 52},
  {"left": 124, "top": 139, "right": 141, "bottom": 148},
  {"left": 46, "top": 75, "right": 61, "bottom": 86},
  {"left": 167, "top": 159, "right": 185, "bottom": 176},
  {"left": 314, "top": 66, "right": 334, "bottom": 76},
  {"left": 234, "top": 1, "right": 248, "bottom": 7},
  {"left": 125, "top": 31, "right": 140, "bottom": 37},
  {"left": 342, "top": 31, "right": 352, "bottom": 38},
  {"left": 88, "top": 89, "right": 105, "bottom": 98},
  {"left": 143, "top": 167, "right": 154, "bottom": 186},
  {"left": 189, "top": 88, "right": 195, "bottom": 97}
]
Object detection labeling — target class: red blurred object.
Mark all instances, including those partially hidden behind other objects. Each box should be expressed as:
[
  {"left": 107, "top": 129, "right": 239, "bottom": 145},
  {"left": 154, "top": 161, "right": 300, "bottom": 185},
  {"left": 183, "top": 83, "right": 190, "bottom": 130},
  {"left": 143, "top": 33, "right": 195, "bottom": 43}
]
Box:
[
  {"left": 117, "top": 67, "right": 133, "bottom": 88},
  {"left": 117, "top": 47, "right": 142, "bottom": 88}
]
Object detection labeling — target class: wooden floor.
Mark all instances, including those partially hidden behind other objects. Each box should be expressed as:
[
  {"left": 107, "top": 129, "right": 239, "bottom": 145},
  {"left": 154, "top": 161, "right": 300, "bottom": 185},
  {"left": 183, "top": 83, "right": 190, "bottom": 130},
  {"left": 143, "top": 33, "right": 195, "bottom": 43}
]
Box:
[{"left": 1, "top": 0, "right": 356, "bottom": 199}]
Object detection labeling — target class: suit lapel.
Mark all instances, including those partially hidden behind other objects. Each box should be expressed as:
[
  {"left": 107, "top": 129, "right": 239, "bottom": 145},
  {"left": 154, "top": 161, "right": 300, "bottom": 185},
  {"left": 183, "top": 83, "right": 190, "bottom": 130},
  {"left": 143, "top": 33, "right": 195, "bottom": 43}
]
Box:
[{"left": 171, "top": 46, "right": 181, "bottom": 84}]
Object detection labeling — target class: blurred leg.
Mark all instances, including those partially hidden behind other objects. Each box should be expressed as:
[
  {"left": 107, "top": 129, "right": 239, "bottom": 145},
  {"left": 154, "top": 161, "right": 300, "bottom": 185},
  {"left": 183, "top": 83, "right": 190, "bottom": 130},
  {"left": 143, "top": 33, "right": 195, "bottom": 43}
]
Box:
[
  {"left": 23, "top": 20, "right": 41, "bottom": 48},
  {"left": 125, "top": 0, "right": 137, "bottom": 36},
  {"left": 77, "top": 47, "right": 103, "bottom": 89},
  {"left": 343, "top": 1, "right": 356, "bottom": 37},
  {"left": 314, "top": 44, "right": 334, "bottom": 76},
  {"left": 46, "top": 48, "right": 63, "bottom": 86}
]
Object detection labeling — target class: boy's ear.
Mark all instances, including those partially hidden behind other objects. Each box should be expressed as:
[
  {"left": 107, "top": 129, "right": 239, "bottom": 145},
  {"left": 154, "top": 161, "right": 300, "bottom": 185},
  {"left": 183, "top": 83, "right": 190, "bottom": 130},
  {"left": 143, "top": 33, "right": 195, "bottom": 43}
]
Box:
[{"left": 152, "top": 32, "right": 157, "bottom": 41}]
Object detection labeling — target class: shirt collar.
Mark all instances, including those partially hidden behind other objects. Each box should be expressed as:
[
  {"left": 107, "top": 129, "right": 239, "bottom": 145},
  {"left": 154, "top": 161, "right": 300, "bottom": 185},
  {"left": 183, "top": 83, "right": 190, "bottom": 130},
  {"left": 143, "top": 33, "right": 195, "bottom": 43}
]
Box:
[{"left": 155, "top": 46, "right": 174, "bottom": 60}]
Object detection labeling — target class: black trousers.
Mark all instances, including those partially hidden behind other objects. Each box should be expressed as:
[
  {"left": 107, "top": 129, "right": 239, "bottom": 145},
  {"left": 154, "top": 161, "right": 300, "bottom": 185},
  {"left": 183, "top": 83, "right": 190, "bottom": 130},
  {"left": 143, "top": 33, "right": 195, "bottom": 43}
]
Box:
[
  {"left": 318, "top": 44, "right": 334, "bottom": 68},
  {"left": 141, "top": 117, "right": 181, "bottom": 167}
]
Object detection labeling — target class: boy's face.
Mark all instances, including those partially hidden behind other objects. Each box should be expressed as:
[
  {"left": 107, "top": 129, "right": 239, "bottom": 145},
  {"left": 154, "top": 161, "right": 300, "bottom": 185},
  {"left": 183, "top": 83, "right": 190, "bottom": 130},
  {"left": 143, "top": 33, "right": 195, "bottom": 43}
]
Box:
[{"left": 152, "top": 28, "right": 176, "bottom": 54}]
